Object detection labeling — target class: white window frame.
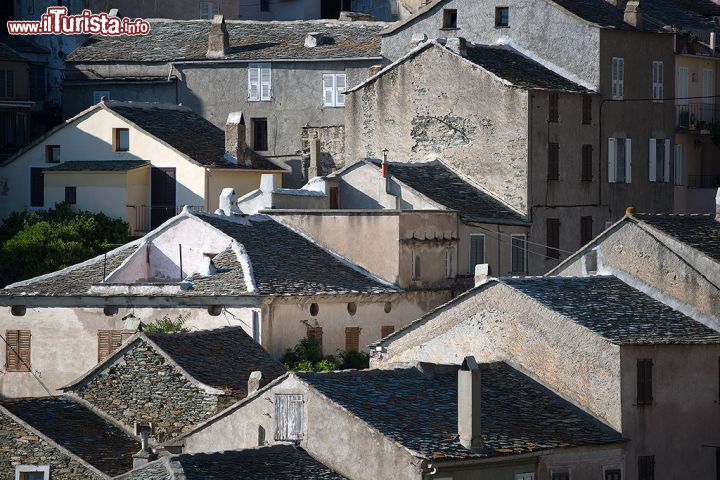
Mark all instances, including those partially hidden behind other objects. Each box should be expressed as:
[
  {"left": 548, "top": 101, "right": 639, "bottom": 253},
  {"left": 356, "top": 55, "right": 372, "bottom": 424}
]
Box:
[
  {"left": 515, "top": 474, "right": 535, "bottom": 480},
  {"left": 469, "top": 233, "right": 486, "bottom": 271},
  {"left": 652, "top": 61, "right": 663, "bottom": 103},
  {"left": 93, "top": 90, "right": 110, "bottom": 104},
  {"left": 674, "top": 143, "right": 684, "bottom": 185},
  {"left": 15, "top": 465, "right": 50, "bottom": 480},
  {"left": 510, "top": 234, "right": 527, "bottom": 274},
  {"left": 612, "top": 57, "right": 624, "bottom": 100},
  {"left": 323, "top": 73, "right": 346, "bottom": 107},
  {"left": 677, "top": 67, "right": 689, "bottom": 106},
  {"left": 702, "top": 68, "right": 714, "bottom": 122},
  {"left": 248, "top": 63, "right": 272, "bottom": 102},
  {"left": 648, "top": 138, "right": 670, "bottom": 183},
  {"left": 602, "top": 465, "right": 624, "bottom": 480},
  {"left": 607, "top": 137, "right": 631, "bottom": 184}
]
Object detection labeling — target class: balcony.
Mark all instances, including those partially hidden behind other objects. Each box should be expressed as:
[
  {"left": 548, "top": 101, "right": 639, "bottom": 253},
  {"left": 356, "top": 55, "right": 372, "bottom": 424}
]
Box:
[
  {"left": 677, "top": 103, "right": 720, "bottom": 132},
  {"left": 128, "top": 205, "right": 204, "bottom": 235},
  {"left": 688, "top": 175, "right": 720, "bottom": 189}
]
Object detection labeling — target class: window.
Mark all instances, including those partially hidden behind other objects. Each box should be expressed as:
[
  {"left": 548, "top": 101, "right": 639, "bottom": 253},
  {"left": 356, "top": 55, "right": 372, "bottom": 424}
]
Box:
[
  {"left": 200, "top": 1, "right": 218, "bottom": 19},
  {"left": 93, "top": 90, "right": 110, "bottom": 104},
  {"left": 274, "top": 394, "right": 304, "bottom": 441},
  {"left": 329, "top": 186, "right": 339, "bottom": 209},
  {"left": 608, "top": 137, "right": 631, "bottom": 184},
  {"left": 511, "top": 234, "right": 527, "bottom": 273},
  {"left": 637, "top": 359, "right": 653, "bottom": 406},
  {"left": 6, "top": 330, "right": 31, "bottom": 372},
  {"left": 381, "top": 325, "right": 395, "bottom": 337},
  {"left": 345, "top": 327, "right": 361, "bottom": 352},
  {"left": 469, "top": 234, "right": 485, "bottom": 270},
  {"left": 252, "top": 118, "right": 268, "bottom": 151},
  {"left": 113, "top": 128, "right": 130, "bottom": 152},
  {"left": 412, "top": 251, "right": 421, "bottom": 280},
  {"left": 612, "top": 57, "right": 624, "bottom": 100},
  {"left": 11, "top": 306, "right": 26, "bottom": 316},
  {"left": 495, "top": 7, "right": 509, "bottom": 27},
  {"left": 702, "top": 69, "right": 714, "bottom": 123},
  {"left": 648, "top": 138, "right": 670, "bottom": 183},
  {"left": 550, "top": 471, "right": 570, "bottom": 480},
  {"left": 309, "top": 303, "right": 319, "bottom": 316},
  {"left": 0, "top": 70, "right": 15, "bottom": 98},
  {"left": 638, "top": 456, "right": 655, "bottom": 480},
  {"left": 384, "top": 301, "right": 392, "bottom": 313},
  {"left": 549, "top": 93, "right": 559, "bottom": 122},
  {"left": 252, "top": 311, "right": 260, "bottom": 343},
  {"left": 445, "top": 249, "right": 454, "bottom": 278},
  {"left": 97, "top": 330, "right": 123, "bottom": 363},
  {"left": 30, "top": 167, "right": 44, "bottom": 207},
  {"left": 604, "top": 468, "right": 622, "bottom": 480},
  {"left": 547, "top": 142, "right": 559, "bottom": 180},
  {"left": 582, "top": 94, "right": 592, "bottom": 124},
  {"left": 581, "top": 144, "right": 593, "bottom": 181},
  {"left": 652, "top": 61, "right": 663, "bottom": 102},
  {"left": 674, "top": 144, "right": 684, "bottom": 185},
  {"left": 515, "top": 474, "right": 535, "bottom": 480},
  {"left": 442, "top": 9, "right": 458, "bottom": 28},
  {"left": 580, "top": 216, "right": 593, "bottom": 246},
  {"left": 347, "top": 302, "right": 357, "bottom": 316},
  {"left": 248, "top": 63, "right": 271, "bottom": 101},
  {"left": 15, "top": 466, "right": 49, "bottom": 480},
  {"left": 323, "top": 74, "right": 347, "bottom": 107},
  {"left": 64, "top": 186, "right": 76, "bottom": 205},
  {"left": 260, "top": 0, "right": 270, "bottom": 11},
  {"left": 677, "top": 67, "right": 689, "bottom": 106},
  {"left": 546, "top": 218, "right": 560, "bottom": 259},
  {"left": 45, "top": 145, "right": 60, "bottom": 163},
  {"left": 306, "top": 325, "right": 323, "bottom": 353}
]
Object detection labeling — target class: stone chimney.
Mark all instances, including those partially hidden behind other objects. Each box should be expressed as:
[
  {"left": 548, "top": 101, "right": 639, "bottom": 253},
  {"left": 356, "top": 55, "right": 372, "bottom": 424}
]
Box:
[
  {"left": 715, "top": 188, "right": 720, "bottom": 221},
  {"left": 411, "top": 33, "right": 428, "bottom": 47},
  {"left": 132, "top": 427, "right": 157, "bottom": 469},
  {"left": 626, "top": 205, "right": 635, "bottom": 216},
  {"left": 218, "top": 188, "right": 241, "bottom": 216},
  {"left": 624, "top": 0, "right": 642, "bottom": 29},
  {"left": 248, "top": 371, "right": 263, "bottom": 395},
  {"left": 260, "top": 174, "right": 278, "bottom": 193},
  {"left": 225, "top": 112, "right": 248, "bottom": 166},
  {"left": 305, "top": 32, "right": 324, "bottom": 48},
  {"left": 458, "top": 356, "right": 483, "bottom": 451},
  {"left": 206, "top": 15, "right": 229, "bottom": 59},
  {"left": 474, "top": 264, "right": 490, "bottom": 286},
  {"left": 308, "top": 138, "right": 321, "bottom": 179},
  {"left": 446, "top": 37, "right": 468, "bottom": 57}
]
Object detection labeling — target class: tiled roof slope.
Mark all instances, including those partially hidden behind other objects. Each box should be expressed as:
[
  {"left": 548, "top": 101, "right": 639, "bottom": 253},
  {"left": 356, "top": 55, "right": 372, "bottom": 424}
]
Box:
[
  {"left": 117, "top": 445, "right": 347, "bottom": 479},
  {"left": 67, "top": 20, "right": 385, "bottom": 62},
  {"left": 641, "top": 0, "right": 718, "bottom": 31},
  {"left": 196, "top": 213, "right": 397, "bottom": 295},
  {"left": 372, "top": 160, "right": 527, "bottom": 224},
  {"left": 633, "top": 213, "right": 720, "bottom": 263},
  {"left": 2, "top": 397, "right": 139, "bottom": 476},
  {"left": 45, "top": 160, "right": 150, "bottom": 172},
  {"left": 146, "top": 327, "right": 286, "bottom": 397},
  {"left": 502, "top": 276, "right": 720, "bottom": 345},
  {"left": 299, "top": 362, "right": 621, "bottom": 460},
  {"left": 464, "top": 45, "right": 589, "bottom": 93},
  {"left": 104, "top": 101, "right": 282, "bottom": 171}
]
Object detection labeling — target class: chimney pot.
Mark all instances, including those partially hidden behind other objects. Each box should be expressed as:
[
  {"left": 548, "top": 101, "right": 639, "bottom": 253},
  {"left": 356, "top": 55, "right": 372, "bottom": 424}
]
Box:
[
  {"left": 458, "top": 356, "right": 483, "bottom": 452},
  {"left": 623, "top": 0, "right": 643, "bottom": 29},
  {"left": 248, "top": 370, "right": 263, "bottom": 395},
  {"left": 626, "top": 205, "right": 635, "bottom": 216},
  {"left": 711, "top": 32, "right": 717, "bottom": 51},
  {"left": 446, "top": 37, "right": 468, "bottom": 57},
  {"left": 132, "top": 427, "right": 157, "bottom": 468},
  {"left": 206, "top": 15, "right": 229, "bottom": 59},
  {"left": 225, "top": 112, "right": 248, "bottom": 166},
  {"left": 219, "top": 188, "right": 241, "bottom": 216},
  {"left": 474, "top": 264, "right": 490, "bottom": 286}
]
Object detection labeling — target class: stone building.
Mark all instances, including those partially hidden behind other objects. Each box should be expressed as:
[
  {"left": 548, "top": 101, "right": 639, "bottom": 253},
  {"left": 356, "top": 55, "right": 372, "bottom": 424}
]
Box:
[
  {"left": 61, "top": 327, "right": 286, "bottom": 442},
  {"left": 165, "top": 359, "right": 624, "bottom": 480},
  {"left": 0, "top": 396, "right": 139, "bottom": 479},
  {"left": 370, "top": 276, "right": 720, "bottom": 480}
]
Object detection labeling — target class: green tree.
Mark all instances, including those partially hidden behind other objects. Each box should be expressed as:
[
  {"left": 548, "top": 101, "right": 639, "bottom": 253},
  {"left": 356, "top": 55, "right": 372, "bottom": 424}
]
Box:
[
  {"left": 281, "top": 337, "right": 369, "bottom": 372},
  {"left": 142, "top": 313, "right": 191, "bottom": 333}
]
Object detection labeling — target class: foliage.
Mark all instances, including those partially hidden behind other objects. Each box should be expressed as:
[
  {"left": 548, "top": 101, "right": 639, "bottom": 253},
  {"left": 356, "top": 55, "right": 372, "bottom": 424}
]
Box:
[
  {"left": 0, "top": 203, "right": 130, "bottom": 287},
  {"left": 337, "top": 349, "right": 370, "bottom": 370},
  {"left": 281, "top": 336, "right": 369, "bottom": 372},
  {"left": 142, "top": 313, "right": 191, "bottom": 333}
]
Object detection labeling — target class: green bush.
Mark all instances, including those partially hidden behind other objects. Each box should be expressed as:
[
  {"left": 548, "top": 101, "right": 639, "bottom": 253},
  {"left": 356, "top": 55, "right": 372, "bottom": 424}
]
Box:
[
  {"left": 281, "top": 336, "right": 369, "bottom": 372},
  {"left": 0, "top": 203, "right": 130, "bottom": 287},
  {"left": 142, "top": 313, "right": 191, "bottom": 334}
]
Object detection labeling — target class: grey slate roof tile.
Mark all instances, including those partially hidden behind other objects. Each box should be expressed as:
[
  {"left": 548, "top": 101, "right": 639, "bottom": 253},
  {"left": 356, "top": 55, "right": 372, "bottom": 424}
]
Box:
[
  {"left": 146, "top": 327, "right": 286, "bottom": 396},
  {"left": 45, "top": 160, "right": 150, "bottom": 172},
  {"left": 634, "top": 213, "right": 720, "bottom": 263},
  {"left": 67, "top": 20, "right": 385, "bottom": 63},
  {"left": 299, "top": 362, "right": 621, "bottom": 460},
  {"left": 2, "top": 396, "right": 139, "bottom": 476},
  {"left": 501, "top": 276, "right": 720, "bottom": 345}
]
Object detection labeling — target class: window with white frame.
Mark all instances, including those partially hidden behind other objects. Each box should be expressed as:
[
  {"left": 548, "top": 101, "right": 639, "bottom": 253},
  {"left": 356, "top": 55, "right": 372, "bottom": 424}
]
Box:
[
  {"left": 702, "top": 68, "right": 714, "bottom": 122},
  {"left": 674, "top": 143, "right": 684, "bottom": 185},
  {"left": 607, "top": 137, "right": 632, "bottom": 184},
  {"left": 323, "top": 74, "right": 346, "bottom": 107},
  {"left": 652, "top": 61, "right": 663, "bottom": 102},
  {"left": 200, "top": 1, "right": 219, "bottom": 19},
  {"left": 274, "top": 394, "right": 304, "bottom": 441},
  {"left": 677, "top": 67, "right": 689, "bottom": 106},
  {"left": 93, "top": 90, "right": 109, "bottom": 104},
  {"left": 612, "top": 57, "right": 624, "bottom": 100},
  {"left": 510, "top": 234, "right": 527, "bottom": 273},
  {"left": 15, "top": 465, "right": 50, "bottom": 480},
  {"left": 248, "top": 63, "right": 272, "bottom": 101},
  {"left": 648, "top": 138, "right": 670, "bottom": 183},
  {"left": 469, "top": 234, "right": 485, "bottom": 271}
]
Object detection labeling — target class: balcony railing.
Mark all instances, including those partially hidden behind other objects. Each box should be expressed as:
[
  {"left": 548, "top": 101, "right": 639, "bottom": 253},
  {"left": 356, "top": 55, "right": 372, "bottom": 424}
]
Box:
[
  {"left": 688, "top": 175, "right": 720, "bottom": 189},
  {"left": 129, "top": 205, "right": 204, "bottom": 234},
  {"left": 677, "top": 102, "right": 720, "bottom": 131}
]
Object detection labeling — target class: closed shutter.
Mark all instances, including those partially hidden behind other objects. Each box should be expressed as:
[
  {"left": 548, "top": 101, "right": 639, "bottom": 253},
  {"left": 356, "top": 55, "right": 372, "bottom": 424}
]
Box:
[
  {"left": 657, "top": 62, "right": 663, "bottom": 100},
  {"left": 260, "top": 64, "right": 271, "bottom": 101},
  {"left": 678, "top": 67, "right": 689, "bottom": 105},
  {"left": 648, "top": 138, "right": 656, "bottom": 182},
  {"left": 638, "top": 455, "right": 655, "bottom": 480},
  {"left": 98, "top": 330, "right": 123, "bottom": 363},
  {"left": 469, "top": 234, "right": 485, "bottom": 269},
  {"left": 546, "top": 219, "right": 560, "bottom": 259},
  {"left": 674, "top": 144, "right": 684, "bottom": 185},
  {"left": 617, "top": 58, "right": 624, "bottom": 99},
  {"left": 637, "top": 359, "right": 653, "bottom": 405},
  {"left": 547, "top": 142, "right": 559, "bottom": 180},
  {"left": 581, "top": 144, "right": 593, "bottom": 181},
  {"left": 336, "top": 74, "right": 346, "bottom": 107},
  {"left": 625, "top": 138, "right": 632, "bottom": 184},
  {"left": 275, "top": 394, "right": 304, "bottom": 441},
  {"left": 608, "top": 138, "right": 617, "bottom": 183},
  {"left": 381, "top": 325, "right": 395, "bottom": 338},
  {"left": 663, "top": 139, "right": 671, "bottom": 183},
  {"left": 6, "top": 330, "right": 31, "bottom": 372},
  {"left": 323, "top": 74, "right": 335, "bottom": 107},
  {"left": 345, "top": 327, "right": 361, "bottom": 352},
  {"left": 306, "top": 326, "right": 323, "bottom": 353},
  {"left": 580, "top": 216, "right": 593, "bottom": 246},
  {"left": 248, "top": 65, "right": 260, "bottom": 101}
]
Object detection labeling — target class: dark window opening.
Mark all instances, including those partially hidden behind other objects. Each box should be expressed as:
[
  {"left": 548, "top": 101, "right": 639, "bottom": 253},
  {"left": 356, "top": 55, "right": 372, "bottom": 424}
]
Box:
[
  {"left": 605, "top": 469, "right": 622, "bottom": 480},
  {"left": 551, "top": 472, "right": 570, "bottom": 480},
  {"left": 546, "top": 218, "right": 560, "bottom": 259},
  {"left": 549, "top": 93, "right": 559, "bottom": 122},
  {"left": 548, "top": 142, "right": 559, "bottom": 181},
  {"left": 114, "top": 128, "right": 129, "bottom": 152},
  {"left": 260, "top": 0, "right": 270, "bottom": 11},
  {"left": 329, "top": 186, "right": 339, "bottom": 209},
  {"left": 582, "top": 94, "right": 592, "bottom": 124},
  {"left": 64, "top": 186, "right": 76, "bottom": 205},
  {"left": 45, "top": 145, "right": 60, "bottom": 163},
  {"left": 443, "top": 9, "right": 458, "bottom": 29},
  {"left": 581, "top": 216, "right": 593, "bottom": 246},
  {"left": 252, "top": 118, "right": 268, "bottom": 151},
  {"left": 637, "top": 359, "right": 653, "bottom": 406},
  {"left": 638, "top": 455, "right": 655, "bottom": 480},
  {"left": 582, "top": 144, "right": 593, "bottom": 182},
  {"left": 30, "top": 167, "right": 44, "bottom": 207},
  {"left": 495, "top": 7, "right": 509, "bottom": 27}
]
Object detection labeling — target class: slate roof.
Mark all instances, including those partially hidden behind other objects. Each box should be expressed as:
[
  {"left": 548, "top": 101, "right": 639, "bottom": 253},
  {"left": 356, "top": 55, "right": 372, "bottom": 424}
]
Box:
[
  {"left": 144, "top": 327, "right": 286, "bottom": 397},
  {"left": 1, "top": 396, "right": 138, "bottom": 476},
  {"left": 117, "top": 445, "right": 347, "bottom": 479},
  {"left": 104, "top": 101, "right": 282, "bottom": 171},
  {"left": 45, "top": 160, "right": 150, "bottom": 172},
  {"left": 0, "top": 35, "right": 49, "bottom": 56},
  {"left": 67, "top": 20, "right": 385, "bottom": 63},
  {"left": 0, "top": 41, "right": 27, "bottom": 62},
  {"left": 299, "top": 362, "right": 621, "bottom": 461},
  {"left": 369, "top": 160, "right": 527, "bottom": 224},
  {"left": 501, "top": 276, "right": 720, "bottom": 345},
  {"left": 633, "top": 213, "right": 720, "bottom": 263}
]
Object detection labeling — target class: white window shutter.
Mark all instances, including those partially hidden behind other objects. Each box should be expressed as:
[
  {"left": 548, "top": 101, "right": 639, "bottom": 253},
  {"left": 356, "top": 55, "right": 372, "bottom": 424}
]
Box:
[
  {"left": 323, "top": 74, "right": 335, "bottom": 107},
  {"left": 248, "top": 66, "right": 259, "bottom": 101},
  {"left": 260, "top": 64, "right": 271, "bottom": 101},
  {"left": 658, "top": 62, "right": 663, "bottom": 100},
  {"left": 618, "top": 58, "right": 624, "bottom": 99},
  {"left": 625, "top": 138, "right": 632, "bottom": 184},
  {"left": 608, "top": 138, "right": 617, "bottom": 183},
  {"left": 336, "top": 74, "right": 346, "bottom": 107},
  {"left": 648, "top": 138, "right": 656, "bottom": 182},
  {"left": 664, "top": 139, "right": 671, "bottom": 183},
  {"left": 674, "top": 144, "right": 684, "bottom": 185}
]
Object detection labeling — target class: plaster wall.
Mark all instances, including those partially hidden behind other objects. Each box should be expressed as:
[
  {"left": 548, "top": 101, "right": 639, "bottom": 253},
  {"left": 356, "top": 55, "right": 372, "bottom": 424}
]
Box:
[
  {"left": 127, "top": 165, "right": 150, "bottom": 233},
  {"left": 44, "top": 171, "right": 130, "bottom": 221},
  {"left": 0, "top": 60, "right": 30, "bottom": 100},
  {"left": 62, "top": 81, "right": 176, "bottom": 120},
  {"left": 207, "top": 170, "right": 283, "bottom": 213},
  {"left": 457, "top": 222, "right": 529, "bottom": 276}
]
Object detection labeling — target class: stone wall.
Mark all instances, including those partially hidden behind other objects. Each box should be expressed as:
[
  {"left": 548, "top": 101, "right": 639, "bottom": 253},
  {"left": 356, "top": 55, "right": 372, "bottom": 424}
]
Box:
[
  {"left": 302, "top": 125, "right": 346, "bottom": 175},
  {"left": 0, "top": 413, "right": 102, "bottom": 480},
  {"left": 73, "top": 341, "right": 238, "bottom": 442},
  {"left": 115, "top": 461, "right": 171, "bottom": 480}
]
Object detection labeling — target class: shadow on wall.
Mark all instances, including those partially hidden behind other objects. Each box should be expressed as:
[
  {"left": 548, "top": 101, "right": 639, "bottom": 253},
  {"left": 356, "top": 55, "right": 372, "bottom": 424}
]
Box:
[{"left": 339, "top": 182, "right": 385, "bottom": 209}]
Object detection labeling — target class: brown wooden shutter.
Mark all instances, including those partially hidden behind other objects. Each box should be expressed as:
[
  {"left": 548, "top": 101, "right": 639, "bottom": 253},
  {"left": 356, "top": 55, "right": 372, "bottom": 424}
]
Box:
[
  {"left": 581, "top": 144, "right": 593, "bottom": 181},
  {"left": 549, "top": 93, "right": 559, "bottom": 122},
  {"left": 6, "top": 330, "right": 30, "bottom": 372},
  {"left": 345, "top": 327, "right": 361, "bottom": 352},
  {"left": 637, "top": 359, "right": 653, "bottom": 405},
  {"left": 547, "top": 143, "right": 559, "bottom": 180},
  {"left": 580, "top": 216, "right": 593, "bottom": 246},
  {"left": 546, "top": 218, "right": 560, "bottom": 259},
  {"left": 381, "top": 325, "right": 395, "bottom": 338},
  {"left": 98, "top": 330, "right": 124, "bottom": 363},
  {"left": 306, "top": 326, "right": 323, "bottom": 354}
]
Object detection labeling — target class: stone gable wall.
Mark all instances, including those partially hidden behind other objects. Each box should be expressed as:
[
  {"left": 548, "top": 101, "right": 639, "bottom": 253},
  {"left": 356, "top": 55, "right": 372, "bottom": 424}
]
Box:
[{"left": 0, "top": 413, "right": 102, "bottom": 480}]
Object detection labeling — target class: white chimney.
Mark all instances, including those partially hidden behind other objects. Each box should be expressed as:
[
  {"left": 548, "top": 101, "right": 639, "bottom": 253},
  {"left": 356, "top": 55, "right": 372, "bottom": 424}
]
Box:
[
  {"left": 458, "top": 356, "right": 482, "bottom": 452},
  {"left": 248, "top": 370, "right": 263, "bottom": 395},
  {"left": 411, "top": 33, "right": 428, "bottom": 46},
  {"left": 474, "top": 264, "right": 490, "bottom": 286},
  {"left": 715, "top": 188, "right": 720, "bottom": 221},
  {"left": 218, "top": 188, "right": 241, "bottom": 216},
  {"left": 446, "top": 37, "right": 468, "bottom": 57},
  {"left": 225, "top": 112, "right": 248, "bottom": 166},
  {"left": 260, "top": 174, "right": 277, "bottom": 193},
  {"left": 305, "top": 32, "right": 323, "bottom": 48},
  {"left": 624, "top": 0, "right": 642, "bottom": 29},
  {"left": 206, "top": 15, "right": 229, "bottom": 59},
  {"left": 711, "top": 32, "right": 717, "bottom": 51}
]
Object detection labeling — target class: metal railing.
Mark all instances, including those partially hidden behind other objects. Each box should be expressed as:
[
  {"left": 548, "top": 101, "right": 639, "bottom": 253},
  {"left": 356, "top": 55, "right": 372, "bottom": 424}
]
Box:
[
  {"left": 129, "top": 205, "right": 204, "bottom": 234},
  {"left": 687, "top": 175, "right": 720, "bottom": 189},
  {"left": 677, "top": 102, "right": 720, "bottom": 130}
]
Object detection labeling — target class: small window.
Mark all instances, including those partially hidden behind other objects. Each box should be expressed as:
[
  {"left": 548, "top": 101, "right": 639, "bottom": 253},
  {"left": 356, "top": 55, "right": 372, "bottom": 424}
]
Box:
[
  {"left": 638, "top": 456, "right": 654, "bottom": 480},
  {"left": 547, "top": 142, "right": 559, "bottom": 181},
  {"left": 550, "top": 471, "right": 570, "bottom": 480},
  {"left": 306, "top": 325, "right": 323, "bottom": 353},
  {"left": 113, "top": 128, "right": 130, "bottom": 152},
  {"left": 199, "top": 1, "right": 219, "bottom": 19},
  {"left": 208, "top": 305, "right": 222, "bottom": 316},
  {"left": 64, "top": 186, "right": 76, "bottom": 205},
  {"left": 381, "top": 325, "right": 395, "bottom": 337},
  {"left": 6, "top": 330, "right": 31, "bottom": 372},
  {"left": 103, "top": 306, "right": 118, "bottom": 316},
  {"left": 469, "top": 234, "right": 485, "bottom": 271},
  {"left": 260, "top": 0, "right": 270, "bottom": 11},
  {"left": 384, "top": 302, "right": 392, "bottom": 314},
  {"left": 93, "top": 90, "right": 110, "bottom": 104},
  {"left": 248, "top": 63, "right": 271, "bottom": 102},
  {"left": 347, "top": 302, "right": 357, "bottom": 316},
  {"left": 274, "top": 394, "right": 304, "bottom": 441},
  {"left": 652, "top": 61, "right": 663, "bottom": 103},
  {"left": 549, "top": 93, "right": 559, "bottom": 122},
  {"left": 604, "top": 468, "right": 622, "bottom": 480},
  {"left": 674, "top": 144, "right": 684, "bottom": 185},
  {"left": 582, "top": 94, "right": 592, "bottom": 124},
  {"left": 581, "top": 144, "right": 593, "bottom": 182},
  {"left": 323, "top": 74, "right": 347, "bottom": 108},
  {"left": 637, "top": 359, "right": 653, "bottom": 406},
  {"left": 515, "top": 474, "right": 535, "bottom": 480},
  {"left": 495, "top": 7, "right": 509, "bottom": 27},
  {"left": 97, "top": 330, "right": 123, "bottom": 363},
  {"left": 15, "top": 466, "right": 50, "bottom": 480},
  {"left": 30, "top": 167, "right": 44, "bottom": 207},
  {"left": 612, "top": 57, "right": 624, "bottom": 100},
  {"left": 11, "top": 305, "right": 26, "bottom": 316},
  {"left": 511, "top": 234, "right": 527, "bottom": 273},
  {"left": 546, "top": 218, "right": 560, "bottom": 259},
  {"left": 45, "top": 145, "right": 60, "bottom": 163},
  {"left": 345, "top": 326, "right": 361, "bottom": 352},
  {"left": 329, "top": 186, "right": 339, "bottom": 209},
  {"left": 309, "top": 303, "right": 319, "bottom": 316},
  {"left": 648, "top": 138, "right": 670, "bottom": 183},
  {"left": 0, "top": 70, "right": 16, "bottom": 98},
  {"left": 252, "top": 118, "right": 268, "bottom": 151},
  {"left": 442, "top": 9, "right": 458, "bottom": 29},
  {"left": 608, "top": 137, "right": 631, "bottom": 184},
  {"left": 580, "top": 216, "right": 593, "bottom": 246}
]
